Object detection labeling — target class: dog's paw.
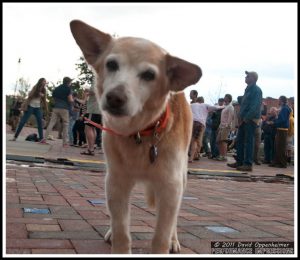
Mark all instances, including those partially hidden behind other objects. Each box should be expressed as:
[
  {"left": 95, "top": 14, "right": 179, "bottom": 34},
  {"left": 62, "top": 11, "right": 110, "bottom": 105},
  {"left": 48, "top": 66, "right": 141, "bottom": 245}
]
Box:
[
  {"left": 170, "top": 239, "right": 181, "bottom": 254},
  {"left": 104, "top": 229, "right": 112, "bottom": 244}
]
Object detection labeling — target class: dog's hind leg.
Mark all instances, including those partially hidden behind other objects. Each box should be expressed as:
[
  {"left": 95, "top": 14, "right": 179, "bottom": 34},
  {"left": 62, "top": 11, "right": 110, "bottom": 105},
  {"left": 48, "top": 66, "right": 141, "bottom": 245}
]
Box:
[
  {"left": 105, "top": 173, "right": 135, "bottom": 254},
  {"left": 151, "top": 181, "right": 183, "bottom": 254}
]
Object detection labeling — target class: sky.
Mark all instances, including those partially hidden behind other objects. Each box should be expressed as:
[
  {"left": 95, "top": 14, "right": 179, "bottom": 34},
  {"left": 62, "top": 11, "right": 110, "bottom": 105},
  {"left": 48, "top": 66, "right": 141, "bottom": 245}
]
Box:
[{"left": 3, "top": 2, "right": 298, "bottom": 104}]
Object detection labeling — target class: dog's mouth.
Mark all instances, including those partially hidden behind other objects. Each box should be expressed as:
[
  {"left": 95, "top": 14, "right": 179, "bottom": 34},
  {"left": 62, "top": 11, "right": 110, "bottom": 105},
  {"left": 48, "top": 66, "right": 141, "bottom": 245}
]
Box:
[{"left": 103, "top": 105, "right": 129, "bottom": 117}]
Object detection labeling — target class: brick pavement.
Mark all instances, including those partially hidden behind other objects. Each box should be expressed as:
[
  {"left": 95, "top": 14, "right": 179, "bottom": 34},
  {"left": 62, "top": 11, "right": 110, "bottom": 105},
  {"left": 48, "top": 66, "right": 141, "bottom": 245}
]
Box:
[{"left": 5, "top": 125, "right": 295, "bottom": 255}]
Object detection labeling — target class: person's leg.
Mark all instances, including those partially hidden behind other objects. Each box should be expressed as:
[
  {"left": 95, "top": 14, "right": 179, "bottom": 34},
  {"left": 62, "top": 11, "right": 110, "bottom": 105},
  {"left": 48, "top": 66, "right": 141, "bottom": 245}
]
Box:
[
  {"left": 236, "top": 124, "right": 245, "bottom": 166},
  {"left": 219, "top": 141, "right": 227, "bottom": 157},
  {"left": 14, "top": 106, "right": 34, "bottom": 139},
  {"left": 78, "top": 120, "right": 86, "bottom": 145},
  {"left": 264, "top": 134, "right": 271, "bottom": 163},
  {"left": 33, "top": 107, "right": 44, "bottom": 140},
  {"left": 188, "top": 138, "right": 197, "bottom": 162},
  {"left": 72, "top": 120, "right": 79, "bottom": 145},
  {"left": 274, "top": 130, "right": 288, "bottom": 167},
  {"left": 195, "top": 125, "right": 205, "bottom": 159},
  {"left": 86, "top": 125, "right": 96, "bottom": 151},
  {"left": 60, "top": 109, "right": 70, "bottom": 145},
  {"left": 68, "top": 117, "right": 75, "bottom": 144},
  {"left": 253, "top": 126, "right": 262, "bottom": 163},
  {"left": 243, "top": 122, "right": 257, "bottom": 166},
  {"left": 45, "top": 109, "right": 59, "bottom": 139},
  {"left": 210, "top": 129, "right": 219, "bottom": 158}
]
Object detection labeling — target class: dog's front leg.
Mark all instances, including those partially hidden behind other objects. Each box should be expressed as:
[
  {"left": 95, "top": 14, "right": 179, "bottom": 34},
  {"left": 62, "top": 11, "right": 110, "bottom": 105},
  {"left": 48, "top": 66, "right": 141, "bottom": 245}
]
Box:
[
  {"left": 151, "top": 181, "right": 183, "bottom": 254},
  {"left": 105, "top": 173, "right": 134, "bottom": 254}
]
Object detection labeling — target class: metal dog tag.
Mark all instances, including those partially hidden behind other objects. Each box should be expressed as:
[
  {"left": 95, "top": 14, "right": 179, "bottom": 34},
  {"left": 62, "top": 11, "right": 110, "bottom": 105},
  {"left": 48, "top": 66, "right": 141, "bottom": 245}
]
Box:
[
  {"left": 135, "top": 132, "right": 142, "bottom": 144},
  {"left": 149, "top": 145, "right": 158, "bottom": 163}
]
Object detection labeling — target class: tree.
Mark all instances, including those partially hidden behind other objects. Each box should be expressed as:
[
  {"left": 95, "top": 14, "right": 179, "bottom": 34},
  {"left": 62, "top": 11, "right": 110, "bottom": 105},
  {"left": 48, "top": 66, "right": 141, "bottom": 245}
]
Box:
[
  {"left": 75, "top": 56, "right": 94, "bottom": 87},
  {"left": 16, "top": 77, "right": 31, "bottom": 99}
]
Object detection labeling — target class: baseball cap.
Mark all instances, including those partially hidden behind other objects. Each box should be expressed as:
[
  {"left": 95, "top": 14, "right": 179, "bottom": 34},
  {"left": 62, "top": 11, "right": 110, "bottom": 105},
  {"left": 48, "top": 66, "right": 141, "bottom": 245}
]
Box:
[{"left": 245, "top": 71, "right": 258, "bottom": 81}]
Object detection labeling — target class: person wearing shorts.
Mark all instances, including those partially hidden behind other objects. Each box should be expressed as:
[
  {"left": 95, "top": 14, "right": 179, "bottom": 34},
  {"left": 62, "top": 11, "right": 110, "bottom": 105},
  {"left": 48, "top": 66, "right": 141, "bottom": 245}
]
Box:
[
  {"left": 81, "top": 86, "right": 102, "bottom": 156},
  {"left": 216, "top": 94, "right": 234, "bottom": 161}
]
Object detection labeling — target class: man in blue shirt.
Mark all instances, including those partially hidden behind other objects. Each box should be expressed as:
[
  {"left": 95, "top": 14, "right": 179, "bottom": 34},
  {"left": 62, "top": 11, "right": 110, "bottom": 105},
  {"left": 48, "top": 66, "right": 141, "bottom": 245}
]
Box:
[
  {"left": 269, "top": 95, "right": 291, "bottom": 168},
  {"left": 227, "top": 71, "right": 262, "bottom": 171},
  {"left": 44, "top": 77, "right": 74, "bottom": 147}
]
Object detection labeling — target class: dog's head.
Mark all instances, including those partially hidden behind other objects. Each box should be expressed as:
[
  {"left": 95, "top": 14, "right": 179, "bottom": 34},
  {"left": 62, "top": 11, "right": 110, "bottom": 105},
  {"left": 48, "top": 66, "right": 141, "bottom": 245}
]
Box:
[{"left": 70, "top": 20, "right": 202, "bottom": 134}]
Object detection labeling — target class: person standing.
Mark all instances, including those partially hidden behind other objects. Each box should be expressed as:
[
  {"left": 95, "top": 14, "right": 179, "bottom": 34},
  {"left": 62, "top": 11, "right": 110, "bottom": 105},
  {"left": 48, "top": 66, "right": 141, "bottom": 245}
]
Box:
[
  {"left": 286, "top": 109, "right": 294, "bottom": 165},
  {"left": 269, "top": 96, "right": 291, "bottom": 168},
  {"left": 261, "top": 107, "right": 277, "bottom": 164},
  {"left": 9, "top": 97, "right": 23, "bottom": 131},
  {"left": 210, "top": 98, "right": 224, "bottom": 159},
  {"left": 227, "top": 71, "right": 262, "bottom": 171},
  {"left": 44, "top": 77, "right": 74, "bottom": 147},
  {"left": 215, "top": 94, "right": 234, "bottom": 161},
  {"left": 10, "top": 78, "right": 48, "bottom": 143},
  {"left": 81, "top": 85, "right": 102, "bottom": 156}
]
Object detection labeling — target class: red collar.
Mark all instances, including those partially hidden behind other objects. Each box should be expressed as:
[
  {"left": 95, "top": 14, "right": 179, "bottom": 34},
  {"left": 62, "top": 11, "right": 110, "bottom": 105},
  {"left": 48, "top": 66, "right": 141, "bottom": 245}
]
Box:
[{"left": 83, "top": 102, "right": 171, "bottom": 137}]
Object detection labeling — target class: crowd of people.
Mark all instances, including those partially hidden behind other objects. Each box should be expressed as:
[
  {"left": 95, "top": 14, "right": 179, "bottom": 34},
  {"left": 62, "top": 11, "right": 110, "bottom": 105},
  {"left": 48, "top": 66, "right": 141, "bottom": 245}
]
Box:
[
  {"left": 188, "top": 71, "right": 294, "bottom": 171},
  {"left": 8, "top": 71, "right": 294, "bottom": 166},
  {"left": 9, "top": 76, "right": 102, "bottom": 156}
]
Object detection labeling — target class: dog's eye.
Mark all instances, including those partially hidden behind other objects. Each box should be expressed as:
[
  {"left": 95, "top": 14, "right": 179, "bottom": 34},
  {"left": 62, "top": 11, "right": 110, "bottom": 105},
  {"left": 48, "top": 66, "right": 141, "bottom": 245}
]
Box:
[
  {"left": 140, "top": 70, "right": 155, "bottom": 81},
  {"left": 106, "top": 60, "right": 119, "bottom": 72}
]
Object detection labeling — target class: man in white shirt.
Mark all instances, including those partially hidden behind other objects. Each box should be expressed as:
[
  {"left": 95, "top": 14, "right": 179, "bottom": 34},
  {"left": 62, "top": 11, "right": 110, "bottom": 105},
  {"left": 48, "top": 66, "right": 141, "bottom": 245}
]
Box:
[
  {"left": 215, "top": 94, "right": 235, "bottom": 161},
  {"left": 188, "top": 97, "right": 223, "bottom": 163}
]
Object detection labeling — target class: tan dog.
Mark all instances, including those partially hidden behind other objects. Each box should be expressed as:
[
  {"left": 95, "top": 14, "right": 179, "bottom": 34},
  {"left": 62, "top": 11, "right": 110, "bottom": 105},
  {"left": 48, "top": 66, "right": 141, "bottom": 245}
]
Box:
[{"left": 70, "top": 20, "right": 202, "bottom": 254}]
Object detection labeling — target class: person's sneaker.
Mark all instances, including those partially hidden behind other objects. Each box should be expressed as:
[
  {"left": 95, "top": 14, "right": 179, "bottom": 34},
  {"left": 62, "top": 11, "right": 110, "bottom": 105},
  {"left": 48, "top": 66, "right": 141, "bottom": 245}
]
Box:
[
  {"left": 254, "top": 160, "right": 261, "bottom": 165},
  {"left": 47, "top": 135, "right": 55, "bottom": 141},
  {"left": 237, "top": 165, "right": 252, "bottom": 171},
  {"left": 9, "top": 137, "right": 17, "bottom": 141},
  {"left": 216, "top": 156, "right": 227, "bottom": 161},
  {"left": 39, "top": 139, "right": 49, "bottom": 144},
  {"left": 63, "top": 144, "right": 69, "bottom": 148}
]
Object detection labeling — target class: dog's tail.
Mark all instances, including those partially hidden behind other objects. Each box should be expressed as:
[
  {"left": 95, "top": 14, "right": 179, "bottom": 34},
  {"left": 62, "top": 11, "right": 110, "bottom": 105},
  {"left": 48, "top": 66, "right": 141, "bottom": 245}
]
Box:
[{"left": 145, "top": 185, "right": 156, "bottom": 209}]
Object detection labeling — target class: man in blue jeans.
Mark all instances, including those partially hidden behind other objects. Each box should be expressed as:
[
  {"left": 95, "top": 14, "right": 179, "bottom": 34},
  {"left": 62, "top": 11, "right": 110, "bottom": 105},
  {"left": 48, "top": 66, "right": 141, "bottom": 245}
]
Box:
[{"left": 227, "top": 71, "right": 262, "bottom": 171}]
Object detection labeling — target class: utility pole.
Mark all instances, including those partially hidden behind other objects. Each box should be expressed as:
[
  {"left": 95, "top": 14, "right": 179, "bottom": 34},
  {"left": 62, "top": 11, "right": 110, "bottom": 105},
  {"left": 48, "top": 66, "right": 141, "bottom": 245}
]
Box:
[{"left": 13, "top": 58, "right": 21, "bottom": 98}]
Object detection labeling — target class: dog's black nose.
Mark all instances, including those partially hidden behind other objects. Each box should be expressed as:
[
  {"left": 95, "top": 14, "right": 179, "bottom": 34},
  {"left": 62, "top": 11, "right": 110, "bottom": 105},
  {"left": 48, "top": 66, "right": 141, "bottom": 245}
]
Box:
[{"left": 105, "top": 86, "right": 127, "bottom": 115}]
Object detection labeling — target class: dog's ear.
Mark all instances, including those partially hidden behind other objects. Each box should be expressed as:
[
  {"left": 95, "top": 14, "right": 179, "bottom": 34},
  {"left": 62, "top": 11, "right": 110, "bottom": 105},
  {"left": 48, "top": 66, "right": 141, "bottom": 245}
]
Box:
[
  {"left": 70, "top": 20, "right": 112, "bottom": 67},
  {"left": 166, "top": 54, "right": 202, "bottom": 91}
]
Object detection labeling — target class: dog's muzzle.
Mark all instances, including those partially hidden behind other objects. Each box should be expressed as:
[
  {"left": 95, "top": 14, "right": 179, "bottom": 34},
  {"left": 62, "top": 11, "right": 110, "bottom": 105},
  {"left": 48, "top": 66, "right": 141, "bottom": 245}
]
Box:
[{"left": 103, "top": 86, "right": 128, "bottom": 116}]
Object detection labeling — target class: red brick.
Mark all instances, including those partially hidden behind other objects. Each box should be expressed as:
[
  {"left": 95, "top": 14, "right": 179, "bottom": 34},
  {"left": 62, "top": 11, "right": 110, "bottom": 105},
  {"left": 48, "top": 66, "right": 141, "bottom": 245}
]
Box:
[
  {"left": 6, "top": 249, "right": 31, "bottom": 254},
  {"left": 6, "top": 223, "right": 27, "bottom": 239},
  {"left": 71, "top": 240, "right": 111, "bottom": 254},
  {"left": 32, "top": 249, "right": 76, "bottom": 254},
  {"left": 58, "top": 219, "right": 93, "bottom": 231},
  {"left": 7, "top": 218, "right": 57, "bottom": 225},
  {"left": 20, "top": 196, "right": 43, "bottom": 202},
  {"left": 26, "top": 224, "right": 61, "bottom": 232},
  {"left": 42, "top": 195, "right": 68, "bottom": 205},
  {"left": 6, "top": 239, "right": 73, "bottom": 249},
  {"left": 6, "top": 208, "right": 23, "bottom": 218}
]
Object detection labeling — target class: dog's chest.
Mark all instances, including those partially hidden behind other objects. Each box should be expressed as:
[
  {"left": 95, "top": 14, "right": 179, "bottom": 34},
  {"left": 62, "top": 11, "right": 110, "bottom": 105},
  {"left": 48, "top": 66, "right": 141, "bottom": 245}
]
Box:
[{"left": 103, "top": 134, "right": 166, "bottom": 174}]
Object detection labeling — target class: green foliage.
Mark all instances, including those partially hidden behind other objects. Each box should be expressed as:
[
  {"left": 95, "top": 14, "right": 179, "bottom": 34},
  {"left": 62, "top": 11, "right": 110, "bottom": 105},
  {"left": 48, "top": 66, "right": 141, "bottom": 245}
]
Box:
[
  {"left": 75, "top": 56, "right": 94, "bottom": 87},
  {"left": 46, "top": 81, "right": 56, "bottom": 109},
  {"left": 17, "top": 77, "right": 31, "bottom": 99}
]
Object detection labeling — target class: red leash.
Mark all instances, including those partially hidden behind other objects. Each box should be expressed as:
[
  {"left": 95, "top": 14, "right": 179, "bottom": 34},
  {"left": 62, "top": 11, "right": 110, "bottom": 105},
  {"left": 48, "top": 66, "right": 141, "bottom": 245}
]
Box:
[{"left": 83, "top": 103, "right": 170, "bottom": 137}]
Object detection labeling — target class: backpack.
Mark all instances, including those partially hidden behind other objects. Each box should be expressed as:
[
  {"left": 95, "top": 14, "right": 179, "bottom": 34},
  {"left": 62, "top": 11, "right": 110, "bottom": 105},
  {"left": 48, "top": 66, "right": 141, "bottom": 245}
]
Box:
[{"left": 25, "top": 133, "right": 39, "bottom": 142}]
